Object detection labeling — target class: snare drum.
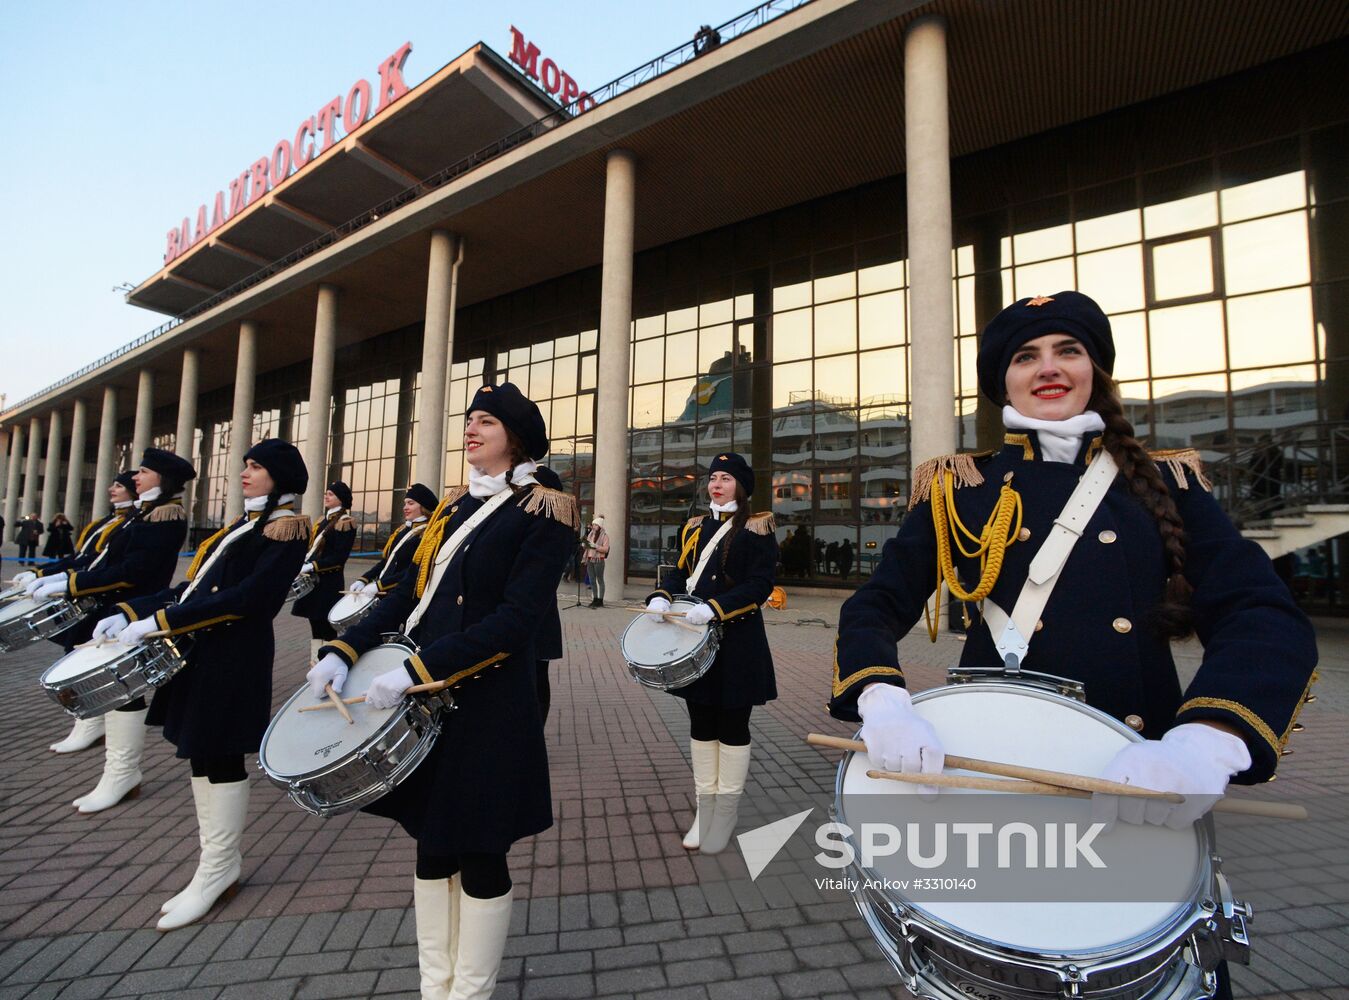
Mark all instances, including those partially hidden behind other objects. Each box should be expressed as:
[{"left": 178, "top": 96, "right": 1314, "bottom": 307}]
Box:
[
  {"left": 259, "top": 639, "right": 451, "bottom": 817},
  {"left": 39, "top": 637, "right": 190, "bottom": 718},
  {"left": 285, "top": 574, "right": 316, "bottom": 604},
  {"left": 0, "top": 596, "right": 91, "bottom": 653},
  {"left": 620, "top": 595, "right": 720, "bottom": 690},
  {"left": 327, "top": 591, "right": 376, "bottom": 630},
  {"left": 834, "top": 677, "right": 1249, "bottom": 1000}
]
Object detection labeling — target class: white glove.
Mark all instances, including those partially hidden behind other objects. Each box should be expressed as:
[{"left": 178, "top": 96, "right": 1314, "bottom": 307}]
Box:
[
  {"left": 646, "top": 597, "right": 671, "bottom": 614},
  {"left": 12, "top": 571, "right": 36, "bottom": 587},
  {"left": 364, "top": 665, "right": 413, "bottom": 709},
  {"left": 26, "top": 571, "right": 66, "bottom": 597},
  {"left": 348, "top": 580, "right": 367, "bottom": 594},
  {"left": 119, "top": 617, "right": 161, "bottom": 647},
  {"left": 362, "top": 581, "right": 381, "bottom": 595},
  {"left": 1093, "top": 723, "right": 1251, "bottom": 830},
  {"left": 93, "top": 613, "right": 129, "bottom": 641},
  {"left": 858, "top": 684, "right": 945, "bottom": 793},
  {"left": 307, "top": 653, "right": 349, "bottom": 697},
  {"left": 33, "top": 575, "right": 70, "bottom": 600},
  {"left": 302, "top": 562, "right": 315, "bottom": 575},
  {"left": 684, "top": 603, "right": 715, "bottom": 626}
]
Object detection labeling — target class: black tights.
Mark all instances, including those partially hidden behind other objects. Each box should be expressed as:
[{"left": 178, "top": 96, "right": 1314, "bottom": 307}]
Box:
[
  {"left": 536, "top": 661, "right": 550, "bottom": 725},
  {"left": 310, "top": 618, "right": 336, "bottom": 641},
  {"left": 687, "top": 703, "right": 752, "bottom": 745},
  {"left": 189, "top": 755, "right": 247, "bottom": 784},
  {"left": 415, "top": 847, "right": 511, "bottom": 899},
  {"left": 115, "top": 697, "right": 146, "bottom": 712}
]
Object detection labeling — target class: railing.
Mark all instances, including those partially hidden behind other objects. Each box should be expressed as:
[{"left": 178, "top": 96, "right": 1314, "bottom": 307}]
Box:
[
  {"left": 3, "top": 0, "right": 814, "bottom": 418},
  {"left": 1206, "top": 420, "right": 1349, "bottom": 527}
]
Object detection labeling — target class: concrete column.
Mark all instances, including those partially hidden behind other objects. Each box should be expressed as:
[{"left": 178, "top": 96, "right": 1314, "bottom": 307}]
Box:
[
  {"left": 65, "top": 399, "right": 88, "bottom": 521},
  {"left": 91, "top": 386, "right": 119, "bottom": 519},
  {"left": 3, "top": 423, "right": 23, "bottom": 542},
  {"left": 440, "top": 237, "right": 465, "bottom": 489},
  {"left": 225, "top": 322, "right": 258, "bottom": 521},
  {"left": 904, "top": 15, "right": 956, "bottom": 466},
  {"left": 176, "top": 349, "right": 200, "bottom": 516},
  {"left": 302, "top": 285, "right": 339, "bottom": 516},
  {"left": 415, "top": 231, "right": 463, "bottom": 492},
  {"left": 132, "top": 368, "right": 155, "bottom": 459},
  {"left": 41, "top": 409, "right": 63, "bottom": 524},
  {"left": 21, "top": 416, "right": 41, "bottom": 522},
  {"left": 594, "top": 149, "right": 637, "bottom": 589}
]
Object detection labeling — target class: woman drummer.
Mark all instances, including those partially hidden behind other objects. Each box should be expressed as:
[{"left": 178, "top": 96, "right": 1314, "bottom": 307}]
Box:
[
  {"left": 95, "top": 439, "right": 310, "bottom": 931},
  {"left": 350, "top": 482, "right": 437, "bottom": 598},
  {"left": 644, "top": 452, "right": 779, "bottom": 856},
  {"left": 831, "top": 292, "right": 1317, "bottom": 999},
  {"left": 307, "top": 383, "right": 574, "bottom": 1000},
  {"left": 14, "top": 470, "right": 138, "bottom": 754},
  {"left": 28, "top": 450, "right": 194, "bottom": 809},
  {"left": 292, "top": 480, "right": 355, "bottom": 663}
]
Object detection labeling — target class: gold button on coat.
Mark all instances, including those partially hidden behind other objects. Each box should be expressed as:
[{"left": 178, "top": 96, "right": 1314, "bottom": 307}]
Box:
[
  {"left": 1112, "top": 617, "right": 1132, "bottom": 634},
  {"left": 456, "top": 595, "right": 463, "bottom": 605},
  {"left": 1098, "top": 530, "right": 1117, "bottom": 544},
  {"left": 1017, "top": 527, "right": 1031, "bottom": 541},
  {"left": 1125, "top": 714, "right": 1144, "bottom": 731},
  {"left": 1034, "top": 619, "right": 1043, "bottom": 632}
]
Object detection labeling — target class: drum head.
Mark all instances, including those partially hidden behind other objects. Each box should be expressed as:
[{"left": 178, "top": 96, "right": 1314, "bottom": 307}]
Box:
[
  {"left": 261, "top": 644, "right": 411, "bottom": 779},
  {"left": 839, "top": 684, "right": 1204, "bottom": 954},
  {"left": 621, "top": 597, "right": 709, "bottom": 665},
  {"left": 43, "top": 643, "right": 127, "bottom": 683},
  {"left": 329, "top": 592, "right": 373, "bottom": 621},
  {"left": 0, "top": 597, "right": 42, "bottom": 624}
]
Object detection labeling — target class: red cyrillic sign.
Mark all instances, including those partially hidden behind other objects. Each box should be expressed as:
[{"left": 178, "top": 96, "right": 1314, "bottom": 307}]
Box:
[{"left": 508, "top": 27, "right": 593, "bottom": 113}]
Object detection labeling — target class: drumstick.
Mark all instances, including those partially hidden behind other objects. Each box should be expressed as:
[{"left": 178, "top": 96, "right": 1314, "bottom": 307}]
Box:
[
  {"left": 325, "top": 683, "right": 355, "bottom": 724},
  {"left": 299, "top": 677, "right": 456, "bottom": 712},
  {"left": 629, "top": 608, "right": 689, "bottom": 617},
  {"left": 811, "top": 734, "right": 1309, "bottom": 820}
]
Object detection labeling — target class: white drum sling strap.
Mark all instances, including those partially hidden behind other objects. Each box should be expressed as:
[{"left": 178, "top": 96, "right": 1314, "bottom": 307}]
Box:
[{"left": 684, "top": 516, "right": 736, "bottom": 594}]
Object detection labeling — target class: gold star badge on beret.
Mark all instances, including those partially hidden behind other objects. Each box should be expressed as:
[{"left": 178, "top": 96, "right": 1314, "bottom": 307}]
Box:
[{"left": 1026, "top": 295, "right": 1055, "bottom": 307}]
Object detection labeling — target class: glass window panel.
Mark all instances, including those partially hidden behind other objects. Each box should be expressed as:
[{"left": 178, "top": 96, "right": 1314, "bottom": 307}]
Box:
[
  {"left": 1075, "top": 209, "right": 1141, "bottom": 253},
  {"left": 1013, "top": 223, "right": 1073, "bottom": 264},
  {"left": 576, "top": 396, "right": 594, "bottom": 436},
  {"left": 1077, "top": 246, "right": 1145, "bottom": 313},
  {"left": 532, "top": 339, "right": 554, "bottom": 361},
  {"left": 508, "top": 346, "right": 529, "bottom": 368},
  {"left": 814, "top": 300, "right": 857, "bottom": 356},
  {"left": 957, "top": 335, "right": 978, "bottom": 396},
  {"left": 733, "top": 292, "right": 755, "bottom": 320},
  {"left": 1151, "top": 373, "right": 1228, "bottom": 398},
  {"left": 580, "top": 355, "right": 597, "bottom": 391},
  {"left": 816, "top": 355, "right": 857, "bottom": 407},
  {"left": 632, "top": 338, "right": 662, "bottom": 384},
  {"left": 631, "top": 383, "right": 662, "bottom": 428},
  {"left": 551, "top": 397, "right": 575, "bottom": 438},
  {"left": 1110, "top": 312, "right": 1149, "bottom": 382},
  {"left": 668, "top": 306, "right": 698, "bottom": 333},
  {"left": 665, "top": 379, "right": 696, "bottom": 421},
  {"left": 579, "top": 329, "right": 597, "bottom": 352},
  {"left": 1221, "top": 172, "right": 1306, "bottom": 224},
  {"left": 553, "top": 356, "right": 577, "bottom": 397},
  {"left": 556, "top": 334, "right": 579, "bottom": 356},
  {"left": 529, "top": 360, "right": 552, "bottom": 400},
  {"left": 814, "top": 270, "right": 856, "bottom": 304},
  {"left": 956, "top": 277, "right": 977, "bottom": 336},
  {"left": 1223, "top": 212, "right": 1310, "bottom": 295},
  {"left": 1144, "top": 193, "right": 1218, "bottom": 239},
  {"left": 773, "top": 361, "right": 812, "bottom": 409},
  {"left": 698, "top": 324, "right": 733, "bottom": 375},
  {"left": 665, "top": 329, "right": 698, "bottom": 379},
  {"left": 1013, "top": 258, "right": 1075, "bottom": 300},
  {"left": 1228, "top": 365, "right": 1317, "bottom": 400},
  {"left": 956, "top": 245, "right": 974, "bottom": 276},
  {"left": 450, "top": 361, "right": 468, "bottom": 380},
  {"left": 859, "top": 291, "right": 905, "bottom": 349},
  {"left": 774, "top": 308, "right": 812, "bottom": 362},
  {"left": 634, "top": 315, "right": 664, "bottom": 341},
  {"left": 860, "top": 347, "right": 906, "bottom": 404},
  {"left": 1152, "top": 237, "right": 1215, "bottom": 301},
  {"left": 773, "top": 279, "right": 811, "bottom": 312},
  {"left": 1149, "top": 302, "right": 1226, "bottom": 377},
  {"left": 859, "top": 259, "right": 903, "bottom": 294},
  {"left": 700, "top": 298, "right": 733, "bottom": 326},
  {"left": 1227, "top": 288, "right": 1314, "bottom": 369}
]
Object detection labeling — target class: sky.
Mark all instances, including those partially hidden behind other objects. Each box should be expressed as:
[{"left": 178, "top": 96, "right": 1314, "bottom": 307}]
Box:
[{"left": 0, "top": 0, "right": 758, "bottom": 410}]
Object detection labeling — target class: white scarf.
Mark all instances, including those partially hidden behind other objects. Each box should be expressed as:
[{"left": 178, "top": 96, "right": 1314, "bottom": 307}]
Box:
[
  {"left": 182, "top": 495, "right": 297, "bottom": 600},
  {"left": 404, "top": 515, "right": 428, "bottom": 527},
  {"left": 1002, "top": 406, "right": 1105, "bottom": 465},
  {"left": 138, "top": 486, "right": 162, "bottom": 505},
  {"left": 113, "top": 500, "right": 135, "bottom": 510},
  {"left": 469, "top": 460, "right": 539, "bottom": 498},
  {"left": 244, "top": 492, "right": 297, "bottom": 513},
  {"left": 709, "top": 499, "right": 738, "bottom": 517}
]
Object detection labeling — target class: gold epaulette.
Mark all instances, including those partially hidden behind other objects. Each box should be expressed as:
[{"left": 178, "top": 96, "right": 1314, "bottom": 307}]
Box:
[
  {"left": 1149, "top": 448, "right": 1212, "bottom": 492},
  {"left": 437, "top": 486, "right": 470, "bottom": 516},
  {"left": 333, "top": 515, "right": 355, "bottom": 532},
  {"left": 145, "top": 503, "right": 186, "bottom": 523},
  {"left": 263, "top": 515, "right": 311, "bottom": 542},
  {"left": 746, "top": 512, "right": 776, "bottom": 536},
  {"left": 684, "top": 514, "right": 706, "bottom": 531},
  {"left": 522, "top": 485, "right": 580, "bottom": 529},
  {"left": 908, "top": 453, "right": 987, "bottom": 510}
]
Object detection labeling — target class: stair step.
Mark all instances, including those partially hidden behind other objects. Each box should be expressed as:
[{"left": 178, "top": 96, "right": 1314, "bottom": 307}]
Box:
[
  {"left": 1270, "top": 518, "right": 1316, "bottom": 528},
  {"left": 1242, "top": 530, "right": 1281, "bottom": 539}
]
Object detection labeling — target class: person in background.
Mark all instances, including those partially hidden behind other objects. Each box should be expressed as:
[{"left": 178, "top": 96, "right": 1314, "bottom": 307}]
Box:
[
  {"left": 533, "top": 466, "right": 569, "bottom": 724},
  {"left": 582, "top": 514, "right": 610, "bottom": 608},
  {"left": 292, "top": 481, "right": 356, "bottom": 663},
  {"left": 16, "top": 513, "right": 43, "bottom": 562},
  {"left": 44, "top": 513, "right": 75, "bottom": 558}
]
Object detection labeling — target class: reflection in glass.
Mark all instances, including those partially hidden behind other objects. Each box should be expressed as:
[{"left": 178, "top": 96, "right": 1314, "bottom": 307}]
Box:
[
  {"left": 1013, "top": 258, "right": 1074, "bottom": 300},
  {"left": 1077, "top": 246, "right": 1145, "bottom": 313},
  {"left": 859, "top": 291, "right": 905, "bottom": 349},
  {"left": 1149, "top": 302, "right": 1225, "bottom": 377},
  {"left": 1226, "top": 288, "right": 1314, "bottom": 369},
  {"left": 774, "top": 309, "right": 812, "bottom": 362},
  {"left": 1110, "top": 312, "right": 1149, "bottom": 383},
  {"left": 1075, "top": 209, "right": 1141, "bottom": 253},
  {"left": 858, "top": 260, "right": 903, "bottom": 294},
  {"left": 1223, "top": 212, "right": 1310, "bottom": 295},
  {"left": 1013, "top": 224, "right": 1073, "bottom": 264},
  {"left": 859, "top": 347, "right": 906, "bottom": 404},
  {"left": 773, "top": 361, "right": 811, "bottom": 409},
  {"left": 1220, "top": 172, "right": 1306, "bottom": 224},
  {"left": 632, "top": 337, "right": 663, "bottom": 384},
  {"left": 815, "top": 270, "right": 856, "bottom": 303},
  {"left": 815, "top": 355, "right": 857, "bottom": 407},
  {"left": 698, "top": 324, "right": 733, "bottom": 373},
  {"left": 1144, "top": 193, "right": 1218, "bottom": 239},
  {"left": 814, "top": 300, "right": 857, "bottom": 356},
  {"left": 664, "top": 329, "right": 697, "bottom": 379},
  {"left": 1151, "top": 236, "right": 1215, "bottom": 302}
]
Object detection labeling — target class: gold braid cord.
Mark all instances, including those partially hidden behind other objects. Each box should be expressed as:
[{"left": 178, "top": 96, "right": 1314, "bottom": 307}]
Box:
[
  {"left": 909, "top": 453, "right": 985, "bottom": 511},
  {"left": 926, "top": 470, "right": 1023, "bottom": 640},
  {"left": 411, "top": 488, "right": 468, "bottom": 598},
  {"left": 186, "top": 524, "right": 233, "bottom": 581}
]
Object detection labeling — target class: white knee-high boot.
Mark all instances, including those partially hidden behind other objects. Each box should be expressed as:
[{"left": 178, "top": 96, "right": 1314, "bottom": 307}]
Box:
[
  {"left": 51, "top": 715, "right": 105, "bottom": 753},
  {"left": 699, "top": 742, "right": 752, "bottom": 855},
  {"left": 160, "top": 776, "right": 212, "bottom": 914},
  {"left": 682, "top": 740, "right": 720, "bottom": 851},
  {"left": 447, "top": 885, "right": 513, "bottom": 999},
  {"left": 156, "top": 779, "right": 248, "bottom": 931},
  {"left": 74, "top": 708, "right": 146, "bottom": 812},
  {"left": 414, "top": 875, "right": 460, "bottom": 1000}
]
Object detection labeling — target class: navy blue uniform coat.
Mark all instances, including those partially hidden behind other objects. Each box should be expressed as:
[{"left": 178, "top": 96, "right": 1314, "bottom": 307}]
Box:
[
  {"left": 360, "top": 519, "right": 428, "bottom": 594},
  {"left": 831, "top": 433, "right": 1318, "bottom": 785},
  {"left": 292, "top": 510, "right": 355, "bottom": 621},
  {"left": 651, "top": 511, "right": 779, "bottom": 709},
  {"left": 320, "top": 483, "right": 575, "bottom": 855}
]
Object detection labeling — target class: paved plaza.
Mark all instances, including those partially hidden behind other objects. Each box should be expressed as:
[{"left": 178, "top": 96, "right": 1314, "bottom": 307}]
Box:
[{"left": 0, "top": 559, "right": 1346, "bottom": 1000}]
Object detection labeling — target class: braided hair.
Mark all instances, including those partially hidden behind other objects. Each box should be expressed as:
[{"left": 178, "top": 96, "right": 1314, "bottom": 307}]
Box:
[
  {"left": 502, "top": 428, "right": 530, "bottom": 491},
  {"left": 1088, "top": 364, "right": 1194, "bottom": 638},
  {"left": 716, "top": 484, "right": 752, "bottom": 581}
]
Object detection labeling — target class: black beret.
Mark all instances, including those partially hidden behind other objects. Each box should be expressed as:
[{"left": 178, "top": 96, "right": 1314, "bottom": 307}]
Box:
[
  {"left": 243, "top": 439, "right": 308, "bottom": 496},
  {"left": 468, "top": 382, "right": 549, "bottom": 461},
  {"left": 405, "top": 483, "right": 438, "bottom": 513},
  {"left": 113, "top": 470, "right": 138, "bottom": 493},
  {"left": 709, "top": 451, "right": 754, "bottom": 498},
  {"left": 977, "top": 291, "right": 1115, "bottom": 405},
  {"left": 139, "top": 447, "right": 196, "bottom": 485},
  {"left": 327, "top": 481, "right": 353, "bottom": 508},
  {"left": 533, "top": 465, "right": 563, "bottom": 491}
]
